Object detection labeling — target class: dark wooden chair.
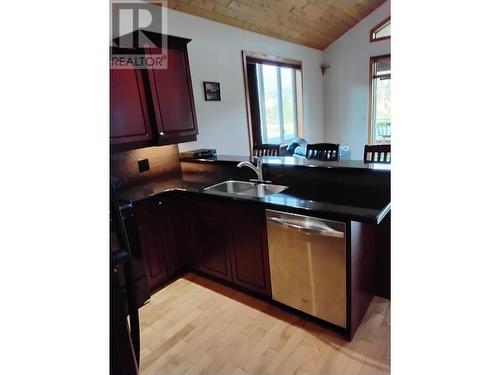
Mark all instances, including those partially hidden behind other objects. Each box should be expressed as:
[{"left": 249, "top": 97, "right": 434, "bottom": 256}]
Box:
[
  {"left": 364, "top": 144, "right": 391, "bottom": 163},
  {"left": 305, "top": 143, "right": 340, "bottom": 161},
  {"left": 253, "top": 143, "right": 280, "bottom": 157}
]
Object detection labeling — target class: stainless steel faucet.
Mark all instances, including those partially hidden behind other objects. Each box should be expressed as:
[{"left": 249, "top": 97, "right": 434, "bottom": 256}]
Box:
[{"left": 237, "top": 156, "right": 264, "bottom": 182}]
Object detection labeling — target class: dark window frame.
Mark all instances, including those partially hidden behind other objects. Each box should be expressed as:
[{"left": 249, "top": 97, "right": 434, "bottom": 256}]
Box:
[
  {"left": 370, "top": 17, "right": 391, "bottom": 42},
  {"left": 368, "top": 54, "right": 391, "bottom": 145},
  {"left": 242, "top": 51, "right": 304, "bottom": 154}
]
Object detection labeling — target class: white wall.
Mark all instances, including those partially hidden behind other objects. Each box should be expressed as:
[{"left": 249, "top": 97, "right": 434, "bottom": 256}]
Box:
[
  {"left": 322, "top": 1, "right": 390, "bottom": 160},
  {"left": 163, "top": 8, "right": 324, "bottom": 155}
]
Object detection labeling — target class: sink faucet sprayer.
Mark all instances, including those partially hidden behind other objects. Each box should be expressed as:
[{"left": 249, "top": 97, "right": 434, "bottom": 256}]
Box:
[{"left": 237, "top": 156, "right": 265, "bottom": 183}]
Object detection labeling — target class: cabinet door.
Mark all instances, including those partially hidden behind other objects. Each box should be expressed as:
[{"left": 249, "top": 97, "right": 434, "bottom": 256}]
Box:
[
  {"left": 230, "top": 210, "right": 272, "bottom": 296},
  {"left": 147, "top": 45, "right": 198, "bottom": 142},
  {"left": 133, "top": 200, "right": 168, "bottom": 291},
  {"left": 156, "top": 196, "right": 186, "bottom": 277},
  {"left": 110, "top": 68, "right": 153, "bottom": 145},
  {"left": 193, "top": 215, "right": 232, "bottom": 281}
]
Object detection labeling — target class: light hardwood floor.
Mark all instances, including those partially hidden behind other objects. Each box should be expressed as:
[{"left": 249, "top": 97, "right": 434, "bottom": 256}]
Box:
[{"left": 139, "top": 273, "right": 390, "bottom": 375}]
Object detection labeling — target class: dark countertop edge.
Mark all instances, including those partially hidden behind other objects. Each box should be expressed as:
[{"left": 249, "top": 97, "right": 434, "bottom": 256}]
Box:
[
  {"left": 260, "top": 199, "right": 391, "bottom": 224},
  {"left": 179, "top": 156, "right": 249, "bottom": 165},
  {"left": 118, "top": 186, "right": 391, "bottom": 225},
  {"left": 264, "top": 161, "right": 390, "bottom": 172},
  {"left": 179, "top": 155, "right": 391, "bottom": 172}
]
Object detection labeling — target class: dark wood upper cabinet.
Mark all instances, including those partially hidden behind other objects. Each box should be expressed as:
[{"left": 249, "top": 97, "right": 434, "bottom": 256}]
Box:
[
  {"left": 147, "top": 39, "right": 198, "bottom": 144},
  {"left": 110, "top": 35, "right": 198, "bottom": 151},
  {"left": 110, "top": 67, "right": 153, "bottom": 147}
]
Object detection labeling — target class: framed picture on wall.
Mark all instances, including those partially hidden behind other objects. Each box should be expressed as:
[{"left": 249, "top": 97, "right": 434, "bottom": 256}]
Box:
[{"left": 203, "top": 82, "right": 221, "bottom": 101}]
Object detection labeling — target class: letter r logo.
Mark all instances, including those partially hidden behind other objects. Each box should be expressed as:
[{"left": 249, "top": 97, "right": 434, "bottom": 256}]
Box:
[
  {"left": 110, "top": 1, "right": 168, "bottom": 70},
  {"left": 111, "top": 1, "right": 164, "bottom": 49}
]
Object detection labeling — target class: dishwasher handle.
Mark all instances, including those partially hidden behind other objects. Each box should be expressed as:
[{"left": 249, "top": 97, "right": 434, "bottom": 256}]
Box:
[{"left": 267, "top": 217, "right": 345, "bottom": 238}]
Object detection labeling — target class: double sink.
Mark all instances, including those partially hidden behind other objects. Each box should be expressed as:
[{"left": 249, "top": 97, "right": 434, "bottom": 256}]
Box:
[{"left": 204, "top": 180, "right": 288, "bottom": 198}]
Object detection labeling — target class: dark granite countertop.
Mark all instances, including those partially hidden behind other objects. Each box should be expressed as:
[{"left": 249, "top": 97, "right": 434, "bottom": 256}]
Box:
[
  {"left": 179, "top": 154, "right": 252, "bottom": 164},
  {"left": 116, "top": 175, "right": 390, "bottom": 224},
  {"left": 179, "top": 154, "right": 390, "bottom": 172},
  {"left": 116, "top": 177, "right": 206, "bottom": 203}
]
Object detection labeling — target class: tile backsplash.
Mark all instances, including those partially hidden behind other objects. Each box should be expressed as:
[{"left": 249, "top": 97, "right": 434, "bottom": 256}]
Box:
[{"left": 111, "top": 144, "right": 181, "bottom": 190}]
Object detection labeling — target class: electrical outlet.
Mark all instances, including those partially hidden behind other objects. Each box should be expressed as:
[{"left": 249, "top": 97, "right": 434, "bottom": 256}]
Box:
[{"left": 138, "top": 158, "right": 150, "bottom": 173}]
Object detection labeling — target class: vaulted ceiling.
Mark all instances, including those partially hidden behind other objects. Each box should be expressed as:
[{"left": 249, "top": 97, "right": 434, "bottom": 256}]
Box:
[{"left": 164, "top": 0, "right": 387, "bottom": 50}]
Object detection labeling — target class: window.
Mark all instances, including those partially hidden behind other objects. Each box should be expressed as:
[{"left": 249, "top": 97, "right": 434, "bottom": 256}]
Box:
[
  {"left": 256, "top": 64, "right": 298, "bottom": 144},
  {"left": 242, "top": 51, "right": 303, "bottom": 150},
  {"left": 369, "top": 55, "right": 391, "bottom": 144},
  {"left": 370, "top": 17, "right": 390, "bottom": 42}
]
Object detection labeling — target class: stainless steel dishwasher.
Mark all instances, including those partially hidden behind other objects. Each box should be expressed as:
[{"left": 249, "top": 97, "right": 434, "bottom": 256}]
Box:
[{"left": 266, "top": 209, "right": 346, "bottom": 328}]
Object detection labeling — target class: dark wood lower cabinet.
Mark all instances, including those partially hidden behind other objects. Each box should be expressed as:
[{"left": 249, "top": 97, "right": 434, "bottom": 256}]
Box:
[
  {"left": 192, "top": 214, "right": 233, "bottom": 282},
  {"left": 133, "top": 195, "right": 187, "bottom": 291},
  {"left": 230, "top": 211, "right": 271, "bottom": 296},
  {"left": 190, "top": 197, "right": 271, "bottom": 297},
  {"left": 131, "top": 195, "right": 271, "bottom": 296},
  {"left": 133, "top": 199, "right": 169, "bottom": 291},
  {"left": 157, "top": 197, "right": 187, "bottom": 276}
]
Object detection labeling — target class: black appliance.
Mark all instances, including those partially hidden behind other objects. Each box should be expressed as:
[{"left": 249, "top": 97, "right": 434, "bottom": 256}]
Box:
[
  {"left": 180, "top": 148, "right": 217, "bottom": 159},
  {"left": 116, "top": 200, "right": 151, "bottom": 311},
  {"left": 111, "top": 192, "right": 147, "bottom": 375}
]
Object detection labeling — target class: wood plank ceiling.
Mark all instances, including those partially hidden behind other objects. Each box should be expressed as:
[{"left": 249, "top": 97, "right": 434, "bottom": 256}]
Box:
[{"left": 164, "top": 0, "right": 387, "bottom": 50}]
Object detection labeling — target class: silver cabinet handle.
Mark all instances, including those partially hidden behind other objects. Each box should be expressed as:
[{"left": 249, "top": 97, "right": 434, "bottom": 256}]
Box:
[
  {"left": 159, "top": 131, "right": 165, "bottom": 136},
  {"left": 267, "top": 217, "right": 344, "bottom": 238}
]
